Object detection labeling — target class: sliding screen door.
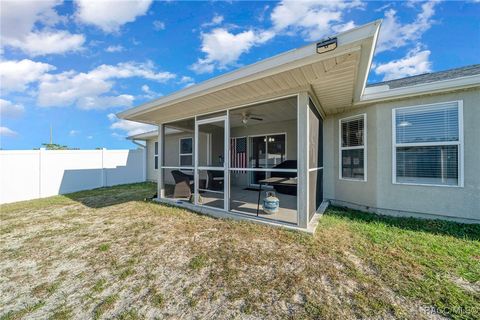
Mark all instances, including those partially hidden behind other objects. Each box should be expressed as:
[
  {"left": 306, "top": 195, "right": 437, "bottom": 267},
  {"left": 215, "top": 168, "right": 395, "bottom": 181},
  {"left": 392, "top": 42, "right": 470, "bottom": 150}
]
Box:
[{"left": 195, "top": 116, "right": 228, "bottom": 210}]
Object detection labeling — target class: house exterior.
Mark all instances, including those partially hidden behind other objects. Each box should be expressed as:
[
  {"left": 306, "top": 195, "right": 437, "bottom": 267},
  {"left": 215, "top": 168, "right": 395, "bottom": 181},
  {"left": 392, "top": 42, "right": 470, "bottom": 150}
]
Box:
[{"left": 119, "top": 20, "right": 480, "bottom": 232}]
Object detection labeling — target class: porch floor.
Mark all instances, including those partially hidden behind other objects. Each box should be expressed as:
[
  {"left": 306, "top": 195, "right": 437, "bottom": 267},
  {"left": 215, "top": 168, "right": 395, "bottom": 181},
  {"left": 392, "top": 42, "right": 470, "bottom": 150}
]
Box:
[{"left": 166, "top": 186, "right": 297, "bottom": 225}]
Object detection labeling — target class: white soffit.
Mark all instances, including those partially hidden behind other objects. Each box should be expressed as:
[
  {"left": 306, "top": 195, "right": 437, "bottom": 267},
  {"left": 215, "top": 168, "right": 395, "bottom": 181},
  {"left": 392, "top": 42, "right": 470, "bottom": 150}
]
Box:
[{"left": 119, "top": 20, "right": 381, "bottom": 124}]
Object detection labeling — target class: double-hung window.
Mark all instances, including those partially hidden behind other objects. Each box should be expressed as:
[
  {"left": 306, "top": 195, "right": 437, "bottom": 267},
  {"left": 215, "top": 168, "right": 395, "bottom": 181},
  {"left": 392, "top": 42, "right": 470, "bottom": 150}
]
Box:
[
  {"left": 179, "top": 137, "right": 193, "bottom": 166},
  {"left": 154, "top": 142, "right": 159, "bottom": 170},
  {"left": 393, "top": 101, "right": 463, "bottom": 187},
  {"left": 339, "top": 114, "right": 366, "bottom": 181}
]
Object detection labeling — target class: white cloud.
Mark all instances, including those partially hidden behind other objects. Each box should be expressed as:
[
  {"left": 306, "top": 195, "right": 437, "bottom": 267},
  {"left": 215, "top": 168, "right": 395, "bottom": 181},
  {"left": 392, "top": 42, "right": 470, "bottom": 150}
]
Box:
[
  {"left": 374, "top": 47, "right": 432, "bottom": 81},
  {"left": 89, "top": 61, "right": 175, "bottom": 82},
  {"left": 105, "top": 45, "right": 124, "bottom": 53},
  {"left": 0, "top": 99, "right": 25, "bottom": 118},
  {"left": 201, "top": 14, "right": 224, "bottom": 28},
  {"left": 376, "top": 1, "right": 438, "bottom": 53},
  {"left": 77, "top": 95, "right": 135, "bottom": 110},
  {"left": 0, "top": 59, "right": 55, "bottom": 94},
  {"left": 69, "top": 129, "right": 80, "bottom": 136},
  {"left": 191, "top": 0, "right": 360, "bottom": 73},
  {"left": 179, "top": 76, "right": 194, "bottom": 83},
  {"left": 5, "top": 31, "right": 85, "bottom": 56},
  {"left": 75, "top": 0, "right": 153, "bottom": 33},
  {"left": 0, "top": 0, "right": 85, "bottom": 56},
  {"left": 87, "top": 135, "right": 93, "bottom": 139},
  {"left": 0, "top": 126, "right": 18, "bottom": 137},
  {"left": 331, "top": 21, "right": 357, "bottom": 34},
  {"left": 37, "top": 61, "right": 175, "bottom": 109},
  {"left": 141, "top": 84, "right": 161, "bottom": 99},
  {"left": 270, "top": 0, "right": 363, "bottom": 41},
  {"left": 141, "top": 84, "right": 152, "bottom": 93},
  {"left": 257, "top": 5, "right": 270, "bottom": 22},
  {"left": 178, "top": 76, "right": 195, "bottom": 88},
  {"left": 107, "top": 113, "right": 156, "bottom": 136},
  {"left": 190, "top": 28, "right": 274, "bottom": 73},
  {"left": 153, "top": 20, "right": 166, "bottom": 31},
  {"left": 107, "top": 113, "right": 117, "bottom": 121}
]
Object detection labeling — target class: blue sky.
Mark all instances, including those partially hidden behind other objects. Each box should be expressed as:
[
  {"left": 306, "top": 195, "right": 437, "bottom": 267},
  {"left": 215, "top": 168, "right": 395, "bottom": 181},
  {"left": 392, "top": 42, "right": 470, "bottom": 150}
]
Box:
[{"left": 1, "top": 0, "right": 479, "bottom": 150}]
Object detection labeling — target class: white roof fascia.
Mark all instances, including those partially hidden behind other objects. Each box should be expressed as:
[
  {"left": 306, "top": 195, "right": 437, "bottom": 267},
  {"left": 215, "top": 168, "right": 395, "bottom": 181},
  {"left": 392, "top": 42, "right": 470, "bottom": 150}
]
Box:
[
  {"left": 358, "top": 74, "right": 480, "bottom": 104},
  {"left": 126, "top": 130, "right": 158, "bottom": 140},
  {"left": 117, "top": 20, "right": 381, "bottom": 120},
  {"left": 355, "top": 18, "right": 381, "bottom": 102}
]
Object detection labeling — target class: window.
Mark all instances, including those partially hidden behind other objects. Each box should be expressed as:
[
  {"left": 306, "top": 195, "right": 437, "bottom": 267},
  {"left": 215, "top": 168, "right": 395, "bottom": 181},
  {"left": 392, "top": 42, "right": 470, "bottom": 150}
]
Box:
[
  {"left": 154, "top": 141, "right": 158, "bottom": 170},
  {"left": 179, "top": 137, "right": 193, "bottom": 166},
  {"left": 339, "top": 114, "right": 366, "bottom": 180},
  {"left": 393, "top": 101, "right": 463, "bottom": 187}
]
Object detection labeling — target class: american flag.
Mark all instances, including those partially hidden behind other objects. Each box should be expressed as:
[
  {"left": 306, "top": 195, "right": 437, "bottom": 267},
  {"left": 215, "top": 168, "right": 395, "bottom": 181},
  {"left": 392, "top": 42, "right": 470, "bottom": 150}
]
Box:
[{"left": 230, "top": 137, "right": 247, "bottom": 172}]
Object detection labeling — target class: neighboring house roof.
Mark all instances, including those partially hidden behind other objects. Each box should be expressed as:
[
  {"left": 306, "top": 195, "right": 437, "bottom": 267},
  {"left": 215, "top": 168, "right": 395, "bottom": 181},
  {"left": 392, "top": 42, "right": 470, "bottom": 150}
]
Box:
[
  {"left": 361, "top": 64, "right": 480, "bottom": 103},
  {"left": 367, "top": 64, "right": 480, "bottom": 89}
]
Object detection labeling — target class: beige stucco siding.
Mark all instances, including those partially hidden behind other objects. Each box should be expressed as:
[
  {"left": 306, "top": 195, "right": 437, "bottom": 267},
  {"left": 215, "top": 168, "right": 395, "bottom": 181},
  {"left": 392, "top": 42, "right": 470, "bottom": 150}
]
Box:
[{"left": 324, "top": 88, "right": 480, "bottom": 222}]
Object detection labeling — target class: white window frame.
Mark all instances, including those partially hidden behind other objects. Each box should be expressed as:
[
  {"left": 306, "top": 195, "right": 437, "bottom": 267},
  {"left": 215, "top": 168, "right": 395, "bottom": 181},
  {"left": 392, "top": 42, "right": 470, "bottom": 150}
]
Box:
[
  {"left": 338, "top": 113, "right": 367, "bottom": 181},
  {"left": 392, "top": 100, "right": 464, "bottom": 188},
  {"left": 179, "top": 137, "right": 193, "bottom": 167},
  {"left": 154, "top": 141, "right": 158, "bottom": 170}
]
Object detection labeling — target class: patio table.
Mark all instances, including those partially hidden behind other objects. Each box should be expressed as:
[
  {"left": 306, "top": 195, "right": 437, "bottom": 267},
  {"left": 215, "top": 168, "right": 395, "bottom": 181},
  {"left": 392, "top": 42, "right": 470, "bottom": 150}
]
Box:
[{"left": 256, "top": 177, "right": 298, "bottom": 216}]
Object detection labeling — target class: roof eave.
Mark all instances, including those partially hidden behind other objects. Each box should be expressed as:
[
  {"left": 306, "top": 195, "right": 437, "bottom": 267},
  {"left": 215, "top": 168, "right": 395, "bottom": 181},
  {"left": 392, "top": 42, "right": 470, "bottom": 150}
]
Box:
[{"left": 126, "top": 129, "right": 158, "bottom": 140}]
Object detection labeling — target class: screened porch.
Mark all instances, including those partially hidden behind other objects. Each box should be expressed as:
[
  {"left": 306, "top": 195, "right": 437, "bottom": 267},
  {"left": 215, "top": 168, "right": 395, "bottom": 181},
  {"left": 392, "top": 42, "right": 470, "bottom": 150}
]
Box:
[{"left": 157, "top": 95, "right": 323, "bottom": 227}]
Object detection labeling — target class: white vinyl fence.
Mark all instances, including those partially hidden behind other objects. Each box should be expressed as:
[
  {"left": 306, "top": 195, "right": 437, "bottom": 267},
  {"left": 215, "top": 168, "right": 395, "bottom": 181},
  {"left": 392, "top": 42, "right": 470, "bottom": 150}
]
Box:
[{"left": 0, "top": 148, "right": 146, "bottom": 204}]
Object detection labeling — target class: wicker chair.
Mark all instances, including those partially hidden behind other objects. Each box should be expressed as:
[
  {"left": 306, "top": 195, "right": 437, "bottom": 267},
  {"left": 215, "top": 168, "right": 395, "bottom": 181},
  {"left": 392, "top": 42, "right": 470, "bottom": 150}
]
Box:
[
  {"left": 171, "top": 170, "right": 194, "bottom": 198},
  {"left": 207, "top": 170, "right": 224, "bottom": 191}
]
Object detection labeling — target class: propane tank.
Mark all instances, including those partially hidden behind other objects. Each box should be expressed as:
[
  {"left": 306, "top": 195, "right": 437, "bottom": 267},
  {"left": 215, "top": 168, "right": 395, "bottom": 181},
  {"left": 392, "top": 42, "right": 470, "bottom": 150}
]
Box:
[{"left": 263, "top": 191, "right": 279, "bottom": 214}]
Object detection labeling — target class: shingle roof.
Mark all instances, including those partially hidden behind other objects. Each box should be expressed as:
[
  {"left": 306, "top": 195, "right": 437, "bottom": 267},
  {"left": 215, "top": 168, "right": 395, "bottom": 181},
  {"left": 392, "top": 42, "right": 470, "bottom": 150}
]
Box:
[{"left": 367, "top": 64, "right": 480, "bottom": 89}]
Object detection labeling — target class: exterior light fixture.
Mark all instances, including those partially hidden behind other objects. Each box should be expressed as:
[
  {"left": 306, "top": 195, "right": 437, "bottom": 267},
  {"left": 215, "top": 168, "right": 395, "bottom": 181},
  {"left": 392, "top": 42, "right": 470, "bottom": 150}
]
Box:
[{"left": 316, "top": 37, "right": 337, "bottom": 54}]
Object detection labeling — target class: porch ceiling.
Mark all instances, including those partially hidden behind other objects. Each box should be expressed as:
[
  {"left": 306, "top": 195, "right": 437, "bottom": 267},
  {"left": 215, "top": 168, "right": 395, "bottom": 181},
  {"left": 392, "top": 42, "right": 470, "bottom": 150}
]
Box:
[{"left": 119, "top": 21, "right": 381, "bottom": 125}]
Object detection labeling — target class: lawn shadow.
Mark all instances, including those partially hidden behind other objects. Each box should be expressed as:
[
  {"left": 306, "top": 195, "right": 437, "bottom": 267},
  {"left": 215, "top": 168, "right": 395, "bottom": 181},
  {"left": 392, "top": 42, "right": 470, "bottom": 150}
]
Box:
[
  {"left": 325, "top": 206, "right": 480, "bottom": 241},
  {"left": 63, "top": 182, "right": 157, "bottom": 208}
]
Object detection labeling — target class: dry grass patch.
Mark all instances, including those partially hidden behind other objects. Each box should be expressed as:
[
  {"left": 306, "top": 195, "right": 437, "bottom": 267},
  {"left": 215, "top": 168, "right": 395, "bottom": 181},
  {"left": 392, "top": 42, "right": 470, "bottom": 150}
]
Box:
[{"left": 0, "top": 182, "right": 478, "bottom": 319}]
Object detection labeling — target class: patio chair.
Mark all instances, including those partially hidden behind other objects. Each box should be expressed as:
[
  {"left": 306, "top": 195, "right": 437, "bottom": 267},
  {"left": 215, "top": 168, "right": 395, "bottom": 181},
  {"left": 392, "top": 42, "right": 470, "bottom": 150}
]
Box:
[
  {"left": 171, "top": 170, "right": 194, "bottom": 198},
  {"left": 271, "top": 160, "right": 297, "bottom": 196},
  {"left": 207, "top": 170, "right": 224, "bottom": 191}
]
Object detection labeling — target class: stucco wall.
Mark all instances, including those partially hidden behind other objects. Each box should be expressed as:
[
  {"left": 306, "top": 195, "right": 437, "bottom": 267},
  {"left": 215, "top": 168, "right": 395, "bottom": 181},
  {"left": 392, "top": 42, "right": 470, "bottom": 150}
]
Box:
[{"left": 324, "top": 88, "right": 480, "bottom": 222}]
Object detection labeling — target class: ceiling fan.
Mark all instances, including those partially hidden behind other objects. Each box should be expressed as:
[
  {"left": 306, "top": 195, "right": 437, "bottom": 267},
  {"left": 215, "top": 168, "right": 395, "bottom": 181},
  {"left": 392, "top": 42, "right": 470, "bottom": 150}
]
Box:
[{"left": 233, "top": 112, "right": 264, "bottom": 127}]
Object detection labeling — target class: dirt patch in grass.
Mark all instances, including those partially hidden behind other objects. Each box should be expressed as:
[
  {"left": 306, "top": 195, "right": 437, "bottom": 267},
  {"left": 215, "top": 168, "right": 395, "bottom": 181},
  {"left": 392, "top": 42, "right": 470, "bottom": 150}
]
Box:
[{"left": 0, "top": 182, "right": 478, "bottom": 319}]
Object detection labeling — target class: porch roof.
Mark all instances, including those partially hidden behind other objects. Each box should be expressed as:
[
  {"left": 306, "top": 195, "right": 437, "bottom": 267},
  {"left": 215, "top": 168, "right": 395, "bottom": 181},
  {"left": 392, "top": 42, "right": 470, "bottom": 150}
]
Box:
[{"left": 118, "top": 20, "right": 381, "bottom": 125}]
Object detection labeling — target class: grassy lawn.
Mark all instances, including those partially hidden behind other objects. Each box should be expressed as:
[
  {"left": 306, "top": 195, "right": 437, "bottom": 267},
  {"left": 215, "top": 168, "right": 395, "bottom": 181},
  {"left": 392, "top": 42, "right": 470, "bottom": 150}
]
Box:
[{"left": 0, "top": 182, "right": 478, "bottom": 319}]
